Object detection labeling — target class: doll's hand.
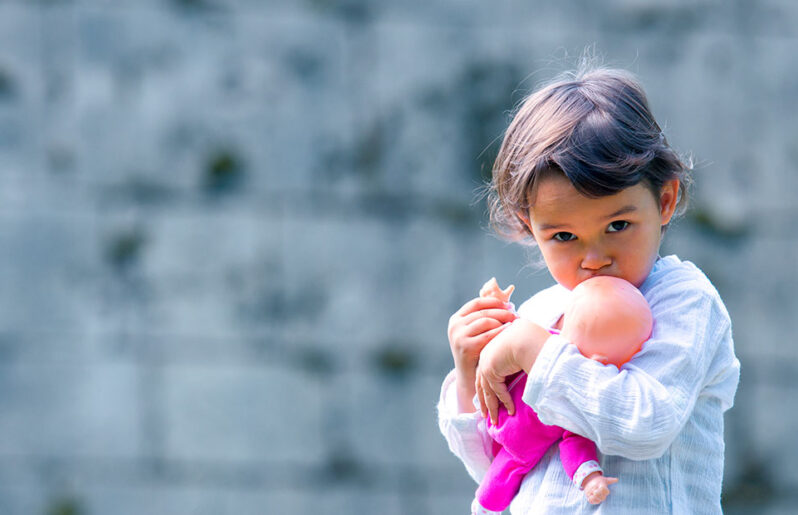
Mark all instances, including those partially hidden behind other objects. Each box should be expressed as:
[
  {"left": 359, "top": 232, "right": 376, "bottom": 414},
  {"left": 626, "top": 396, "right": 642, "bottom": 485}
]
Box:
[
  {"left": 448, "top": 296, "right": 517, "bottom": 412},
  {"left": 581, "top": 471, "right": 619, "bottom": 505},
  {"left": 475, "top": 319, "right": 551, "bottom": 424}
]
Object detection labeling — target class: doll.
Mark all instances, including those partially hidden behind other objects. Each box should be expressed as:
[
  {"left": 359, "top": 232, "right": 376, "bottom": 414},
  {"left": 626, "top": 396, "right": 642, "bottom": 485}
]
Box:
[{"left": 472, "top": 276, "right": 652, "bottom": 514}]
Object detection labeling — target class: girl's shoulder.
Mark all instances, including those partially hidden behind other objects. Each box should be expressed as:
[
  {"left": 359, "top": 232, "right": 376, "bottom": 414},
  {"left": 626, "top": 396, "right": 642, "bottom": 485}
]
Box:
[
  {"left": 643, "top": 254, "right": 730, "bottom": 320},
  {"left": 643, "top": 255, "right": 717, "bottom": 293}
]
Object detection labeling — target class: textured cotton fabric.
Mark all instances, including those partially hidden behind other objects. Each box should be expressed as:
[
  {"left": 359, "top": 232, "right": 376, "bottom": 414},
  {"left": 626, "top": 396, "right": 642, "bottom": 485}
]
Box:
[{"left": 438, "top": 255, "right": 740, "bottom": 514}]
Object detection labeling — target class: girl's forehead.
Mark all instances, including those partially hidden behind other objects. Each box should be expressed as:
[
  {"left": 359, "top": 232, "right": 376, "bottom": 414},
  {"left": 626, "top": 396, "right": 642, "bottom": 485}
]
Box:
[
  {"left": 529, "top": 173, "right": 583, "bottom": 206},
  {"left": 529, "top": 177, "right": 656, "bottom": 220}
]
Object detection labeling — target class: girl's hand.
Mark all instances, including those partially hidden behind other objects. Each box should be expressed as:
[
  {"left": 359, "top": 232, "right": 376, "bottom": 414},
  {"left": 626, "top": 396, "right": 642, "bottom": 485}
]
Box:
[
  {"left": 581, "top": 472, "right": 619, "bottom": 504},
  {"left": 448, "top": 296, "right": 517, "bottom": 412},
  {"left": 475, "top": 319, "right": 551, "bottom": 424},
  {"left": 448, "top": 296, "right": 517, "bottom": 367}
]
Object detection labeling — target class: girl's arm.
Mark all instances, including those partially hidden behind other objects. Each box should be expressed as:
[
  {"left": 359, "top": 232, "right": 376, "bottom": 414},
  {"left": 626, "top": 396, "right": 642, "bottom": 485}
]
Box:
[
  {"left": 440, "top": 293, "right": 517, "bottom": 482},
  {"left": 449, "top": 296, "right": 517, "bottom": 413},
  {"left": 522, "top": 278, "right": 740, "bottom": 460},
  {"left": 437, "top": 370, "right": 495, "bottom": 483}
]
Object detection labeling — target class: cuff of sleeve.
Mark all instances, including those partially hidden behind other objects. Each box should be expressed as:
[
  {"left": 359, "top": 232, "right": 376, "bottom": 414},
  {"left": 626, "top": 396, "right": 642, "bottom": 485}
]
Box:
[
  {"left": 439, "top": 370, "right": 479, "bottom": 422},
  {"left": 521, "top": 334, "right": 571, "bottom": 415},
  {"left": 573, "top": 460, "right": 602, "bottom": 489}
]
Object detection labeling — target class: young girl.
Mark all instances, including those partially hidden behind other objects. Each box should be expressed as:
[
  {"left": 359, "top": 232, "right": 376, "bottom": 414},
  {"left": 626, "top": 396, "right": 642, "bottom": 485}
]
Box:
[{"left": 439, "top": 66, "right": 740, "bottom": 513}]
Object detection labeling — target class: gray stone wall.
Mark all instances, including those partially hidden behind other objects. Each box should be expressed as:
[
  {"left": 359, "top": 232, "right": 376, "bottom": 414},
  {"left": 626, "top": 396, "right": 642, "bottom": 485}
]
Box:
[{"left": 0, "top": 1, "right": 796, "bottom": 514}]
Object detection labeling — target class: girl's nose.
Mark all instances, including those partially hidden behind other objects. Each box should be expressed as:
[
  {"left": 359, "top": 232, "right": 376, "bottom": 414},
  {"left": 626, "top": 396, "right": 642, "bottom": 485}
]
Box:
[{"left": 580, "top": 248, "right": 612, "bottom": 271}]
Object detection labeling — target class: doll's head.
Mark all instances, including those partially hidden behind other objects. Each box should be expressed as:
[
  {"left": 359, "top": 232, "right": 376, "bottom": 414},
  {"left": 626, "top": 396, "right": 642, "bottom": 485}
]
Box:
[
  {"left": 560, "top": 275, "right": 652, "bottom": 367},
  {"left": 486, "top": 67, "right": 692, "bottom": 245}
]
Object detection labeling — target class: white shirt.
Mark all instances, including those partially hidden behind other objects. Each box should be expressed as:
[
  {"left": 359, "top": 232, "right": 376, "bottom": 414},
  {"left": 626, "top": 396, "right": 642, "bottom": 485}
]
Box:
[{"left": 438, "top": 255, "right": 740, "bottom": 514}]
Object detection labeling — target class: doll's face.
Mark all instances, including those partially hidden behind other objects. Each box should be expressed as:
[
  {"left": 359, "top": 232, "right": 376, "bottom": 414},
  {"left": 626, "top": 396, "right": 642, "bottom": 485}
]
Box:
[{"left": 521, "top": 173, "right": 679, "bottom": 290}]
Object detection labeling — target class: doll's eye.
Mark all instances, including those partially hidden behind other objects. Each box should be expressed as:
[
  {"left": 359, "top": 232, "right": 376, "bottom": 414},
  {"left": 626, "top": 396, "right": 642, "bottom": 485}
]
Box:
[
  {"left": 553, "top": 232, "right": 576, "bottom": 242},
  {"left": 608, "top": 220, "right": 630, "bottom": 233}
]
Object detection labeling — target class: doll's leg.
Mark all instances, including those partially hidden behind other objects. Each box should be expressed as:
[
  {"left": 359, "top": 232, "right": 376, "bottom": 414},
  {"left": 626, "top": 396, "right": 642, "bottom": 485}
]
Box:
[
  {"left": 474, "top": 446, "right": 537, "bottom": 512},
  {"left": 487, "top": 374, "right": 564, "bottom": 457},
  {"left": 471, "top": 497, "right": 502, "bottom": 515},
  {"left": 476, "top": 375, "right": 564, "bottom": 512}
]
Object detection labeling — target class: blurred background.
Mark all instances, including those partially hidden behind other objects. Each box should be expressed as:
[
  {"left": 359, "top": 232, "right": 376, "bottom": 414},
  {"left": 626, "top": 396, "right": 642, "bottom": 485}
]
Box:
[{"left": 0, "top": 1, "right": 796, "bottom": 514}]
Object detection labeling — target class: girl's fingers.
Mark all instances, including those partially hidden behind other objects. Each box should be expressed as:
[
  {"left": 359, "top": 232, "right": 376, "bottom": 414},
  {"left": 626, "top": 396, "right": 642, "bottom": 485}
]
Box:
[
  {"left": 455, "top": 320, "right": 512, "bottom": 355},
  {"left": 456, "top": 296, "right": 511, "bottom": 317},
  {"left": 475, "top": 370, "right": 502, "bottom": 425},
  {"left": 484, "top": 386, "right": 499, "bottom": 425},
  {"left": 461, "top": 308, "right": 517, "bottom": 326},
  {"left": 487, "top": 379, "right": 512, "bottom": 424},
  {"left": 464, "top": 317, "right": 503, "bottom": 336},
  {"left": 605, "top": 477, "right": 619, "bottom": 485},
  {"left": 475, "top": 323, "right": 510, "bottom": 343},
  {"left": 475, "top": 377, "right": 488, "bottom": 419}
]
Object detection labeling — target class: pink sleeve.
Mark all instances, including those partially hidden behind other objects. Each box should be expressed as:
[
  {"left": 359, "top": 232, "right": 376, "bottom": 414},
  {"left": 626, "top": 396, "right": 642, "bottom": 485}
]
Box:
[{"left": 558, "top": 430, "right": 599, "bottom": 481}]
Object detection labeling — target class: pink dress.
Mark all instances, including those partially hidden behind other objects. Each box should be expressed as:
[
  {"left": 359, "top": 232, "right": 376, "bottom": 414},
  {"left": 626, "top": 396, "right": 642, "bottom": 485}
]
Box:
[{"left": 475, "top": 372, "right": 600, "bottom": 513}]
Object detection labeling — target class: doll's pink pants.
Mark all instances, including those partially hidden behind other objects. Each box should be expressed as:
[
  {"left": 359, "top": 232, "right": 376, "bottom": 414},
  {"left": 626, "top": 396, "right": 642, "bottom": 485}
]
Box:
[{"left": 475, "top": 372, "right": 599, "bottom": 512}]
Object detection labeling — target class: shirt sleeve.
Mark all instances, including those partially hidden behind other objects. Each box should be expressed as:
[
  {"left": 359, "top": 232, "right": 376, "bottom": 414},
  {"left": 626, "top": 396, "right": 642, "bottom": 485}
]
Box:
[
  {"left": 437, "top": 369, "right": 494, "bottom": 483},
  {"left": 522, "top": 276, "right": 740, "bottom": 461}
]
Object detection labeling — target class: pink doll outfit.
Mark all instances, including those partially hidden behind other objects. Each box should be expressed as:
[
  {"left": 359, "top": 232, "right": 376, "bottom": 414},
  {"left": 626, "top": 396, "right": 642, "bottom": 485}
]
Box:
[{"left": 473, "top": 344, "right": 601, "bottom": 514}]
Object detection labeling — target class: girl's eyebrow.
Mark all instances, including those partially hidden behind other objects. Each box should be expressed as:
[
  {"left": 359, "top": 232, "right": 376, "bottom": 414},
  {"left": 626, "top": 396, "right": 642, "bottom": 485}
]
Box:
[
  {"left": 539, "top": 222, "right": 568, "bottom": 231},
  {"left": 603, "top": 205, "right": 638, "bottom": 219},
  {"left": 538, "top": 205, "right": 638, "bottom": 231}
]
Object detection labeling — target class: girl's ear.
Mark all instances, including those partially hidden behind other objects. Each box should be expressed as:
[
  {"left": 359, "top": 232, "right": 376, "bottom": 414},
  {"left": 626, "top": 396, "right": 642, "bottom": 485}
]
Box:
[
  {"left": 517, "top": 210, "right": 533, "bottom": 232},
  {"left": 659, "top": 179, "right": 680, "bottom": 226}
]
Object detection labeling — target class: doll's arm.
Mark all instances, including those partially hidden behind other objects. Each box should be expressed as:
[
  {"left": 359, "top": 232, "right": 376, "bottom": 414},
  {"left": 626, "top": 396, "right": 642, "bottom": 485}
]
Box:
[
  {"left": 558, "top": 430, "right": 600, "bottom": 482},
  {"left": 559, "top": 429, "right": 618, "bottom": 504}
]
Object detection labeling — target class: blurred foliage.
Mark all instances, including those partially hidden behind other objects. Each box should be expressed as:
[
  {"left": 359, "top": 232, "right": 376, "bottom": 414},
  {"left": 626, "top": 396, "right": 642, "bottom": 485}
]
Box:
[
  {"left": 46, "top": 144, "right": 75, "bottom": 174},
  {"left": 321, "top": 447, "right": 369, "bottom": 485},
  {"left": 0, "top": 68, "right": 15, "bottom": 100},
  {"left": 603, "top": 4, "right": 703, "bottom": 33},
  {"left": 353, "top": 117, "right": 386, "bottom": 182},
  {"left": 296, "top": 346, "right": 335, "bottom": 376},
  {"left": 459, "top": 61, "right": 524, "bottom": 185},
  {"left": 306, "top": 0, "right": 372, "bottom": 24},
  {"left": 46, "top": 496, "right": 84, "bottom": 515},
  {"left": 170, "top": 0, "right": 220, "bottom": 12},
  {"left": 688, "top": 206, "right": 750, "bottom": 240},
  {"left": 106, "top": 229, "right": 147, "bottom": 270},
  {"left": 722, "top": 455, "right": 775, "bottom": 508},
  {"left": 373, "top": 345, "right": 416, "bottom": 378},
  {"left": 284, "top": 48, "right": 325, "bottom": 83},
  {"left": 118, "top": 177, "right": 176, "bottom": 206},
  {"left": 203, "top": 148, "right": 245, "bottom": 195},
  {"left": 432, "top": 199, "right": 480, "bottom": 228}
]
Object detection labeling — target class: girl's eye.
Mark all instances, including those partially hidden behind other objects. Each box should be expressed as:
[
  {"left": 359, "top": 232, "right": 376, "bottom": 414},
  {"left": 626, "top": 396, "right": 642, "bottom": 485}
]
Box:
[
  {"left": 608, "top": 220, "right": 630, "bottom": 232},
  {"left": 553, "top": 232, "right": 576, "bottom": 242}
]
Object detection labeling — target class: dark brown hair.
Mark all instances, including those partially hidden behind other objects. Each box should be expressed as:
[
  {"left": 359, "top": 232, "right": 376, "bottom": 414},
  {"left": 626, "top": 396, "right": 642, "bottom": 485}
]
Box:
[{"left": 487, "top": 67, "right": 692, "bottom": 243}]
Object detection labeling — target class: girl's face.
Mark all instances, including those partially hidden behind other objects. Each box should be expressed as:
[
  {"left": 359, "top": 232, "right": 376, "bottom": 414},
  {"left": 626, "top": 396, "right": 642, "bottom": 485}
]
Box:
[{"left": 521, "top": 173, "right": 679, "bottom": 290}]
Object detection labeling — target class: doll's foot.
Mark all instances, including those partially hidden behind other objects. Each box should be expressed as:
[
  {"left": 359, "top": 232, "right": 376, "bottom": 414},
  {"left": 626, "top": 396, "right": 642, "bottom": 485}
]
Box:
[{"left": 471, "top": 498, "right": 504, "bottom": 515}]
